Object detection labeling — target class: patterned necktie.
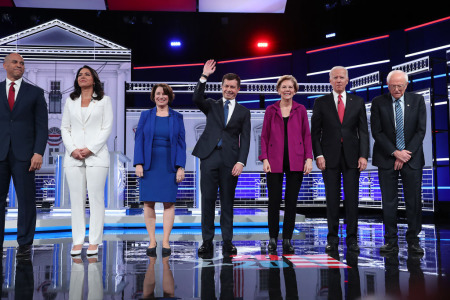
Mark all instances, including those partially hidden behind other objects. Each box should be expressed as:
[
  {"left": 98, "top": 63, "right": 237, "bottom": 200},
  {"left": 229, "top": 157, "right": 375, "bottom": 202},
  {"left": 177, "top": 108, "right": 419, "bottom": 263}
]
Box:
[
  {"left": 8, "top": 82, "right": 15, "bottom": 111},
  {"left": 217, "top": 100, "right": 230, "bottom": 147},
  {"left": 337, "top": 94, "right": 345, "bottom": 123},
  {"left": 395, "top": 99, "right": 405, "bottom": 150}
]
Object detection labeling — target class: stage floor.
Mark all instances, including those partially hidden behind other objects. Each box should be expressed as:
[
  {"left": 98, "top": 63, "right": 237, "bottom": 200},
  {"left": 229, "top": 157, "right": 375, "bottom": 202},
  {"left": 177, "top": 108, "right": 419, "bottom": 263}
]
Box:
[{"left": 2, "top": 213, "right": 450, "bottom": 299}]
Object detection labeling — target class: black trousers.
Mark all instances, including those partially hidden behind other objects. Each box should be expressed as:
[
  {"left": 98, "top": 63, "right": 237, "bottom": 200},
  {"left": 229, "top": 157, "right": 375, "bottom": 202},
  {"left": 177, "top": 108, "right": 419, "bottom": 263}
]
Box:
[
  {"left": 322, "top": 149, "right": 360, "bottom": 245},
  {"left": 378, "top": 164, "right": 423, "bottom": 245},
  {"left": 0, "top": 145, "right": 36, "bottom": 247},
  {"left": 200, "top": 149, "right": 238, "bottom": 242},
  {"left": 267, "top": 171, "right": 303, "bottom": 239}
]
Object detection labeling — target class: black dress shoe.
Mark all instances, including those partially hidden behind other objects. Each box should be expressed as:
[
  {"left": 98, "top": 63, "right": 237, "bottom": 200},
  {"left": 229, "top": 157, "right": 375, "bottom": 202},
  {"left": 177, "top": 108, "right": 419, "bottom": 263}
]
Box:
[
  {"left": 347, "top": 243, "right": 360, "bottom": 252},
  {"left": 325, "top": 243, "right": 338, "bottom": 252},
  {"left": 198, "top": 241, "right": 213, "bottom": 255},
  {"left": 222, "top": 241, "right": 237, "bottom": 255},
  {"left": 380, "top": 242, "right": 399, "bottom": 253},
  {"left": 282, "top": 239, "right": 294, "bottom": 254},
  {"left": 268, "top": 238, "right": 277, "bottom": 253},
  {"left": 146, "top": 243, "right": 157, "bottom": 257},
  {"left": 408, "top": 243, "right": 424, "bottom": 254},
  {"left": 16, "top": 245, "right": 32, "bottom": 259},
  {"left": 162, "top": 247, "right": 171, "bottom": 257}
]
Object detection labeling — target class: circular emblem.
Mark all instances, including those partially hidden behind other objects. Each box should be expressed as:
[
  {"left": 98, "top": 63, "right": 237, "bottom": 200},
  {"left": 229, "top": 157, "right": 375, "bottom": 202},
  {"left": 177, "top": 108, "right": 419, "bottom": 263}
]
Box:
[{"left": 48, "top": 127, "right": 62, "bottom": 146}]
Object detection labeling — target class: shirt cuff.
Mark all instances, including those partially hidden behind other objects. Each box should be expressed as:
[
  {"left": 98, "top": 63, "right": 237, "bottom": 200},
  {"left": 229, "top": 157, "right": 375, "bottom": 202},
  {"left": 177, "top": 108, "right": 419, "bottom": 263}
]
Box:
[
  {"left": 316, "top": 155, "right": 324, "bottom": 159},
  {"left": 200, "top": 77, "right": 207, "bottom": 83},
  {"left": 237, "top": 162, "right": 245, "bottom": 167}
]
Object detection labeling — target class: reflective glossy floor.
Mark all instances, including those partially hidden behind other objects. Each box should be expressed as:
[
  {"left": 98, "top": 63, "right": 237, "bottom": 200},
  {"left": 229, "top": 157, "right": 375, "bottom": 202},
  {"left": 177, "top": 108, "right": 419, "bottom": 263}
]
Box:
[{"left": 2, "top": 218, "right": 450, "bottom": 299}]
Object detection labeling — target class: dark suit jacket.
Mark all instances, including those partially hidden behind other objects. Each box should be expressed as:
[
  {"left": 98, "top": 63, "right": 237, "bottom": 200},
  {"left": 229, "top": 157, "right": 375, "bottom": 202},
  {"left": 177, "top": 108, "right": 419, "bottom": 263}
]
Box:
[
  {"left": 311, "top": 92, "right": 369, "bottom": 168},
  {"left": 192, "top": 81, "right": 251, "bottom": 167},
  {"left": 133, "top": 107, "right": 186, "bottom": 172},
  {"left": 370, "top": 92, "right": 426, "bottom": 170},
  {"left": 0, "top": 80, "right": 48, "bottom": 161}
]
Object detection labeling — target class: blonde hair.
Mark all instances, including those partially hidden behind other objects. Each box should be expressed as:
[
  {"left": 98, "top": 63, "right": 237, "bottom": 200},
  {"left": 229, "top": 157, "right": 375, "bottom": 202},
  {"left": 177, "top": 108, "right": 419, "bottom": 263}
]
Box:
[{"left": 276, "top": 75, "right": 299, "bottom": 93}]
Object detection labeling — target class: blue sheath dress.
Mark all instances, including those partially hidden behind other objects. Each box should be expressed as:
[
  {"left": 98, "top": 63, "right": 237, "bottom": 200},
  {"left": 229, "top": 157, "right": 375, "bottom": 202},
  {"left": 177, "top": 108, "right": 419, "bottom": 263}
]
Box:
[{"left": 139, "top": 116, "right": 177, "bottom": 203}]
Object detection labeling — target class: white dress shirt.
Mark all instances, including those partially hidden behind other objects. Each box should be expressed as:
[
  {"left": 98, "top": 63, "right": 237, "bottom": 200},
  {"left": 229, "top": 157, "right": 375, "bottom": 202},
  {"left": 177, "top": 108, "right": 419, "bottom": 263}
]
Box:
[
  {"left": 5, "top": 77, "right": 23, "bottom": 101},
  {"left": 332, "top": 90, "right": 346, "bottom": 109}
]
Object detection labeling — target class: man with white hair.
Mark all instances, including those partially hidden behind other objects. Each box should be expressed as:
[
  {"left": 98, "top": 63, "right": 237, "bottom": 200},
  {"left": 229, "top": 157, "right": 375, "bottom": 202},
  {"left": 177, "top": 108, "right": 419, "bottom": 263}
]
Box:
[
  {"left": 311, "top": 66, "right": 369, "bottom": 253},
  {"left": 370, "top": 70, "right": 426, "bottom": 254}
]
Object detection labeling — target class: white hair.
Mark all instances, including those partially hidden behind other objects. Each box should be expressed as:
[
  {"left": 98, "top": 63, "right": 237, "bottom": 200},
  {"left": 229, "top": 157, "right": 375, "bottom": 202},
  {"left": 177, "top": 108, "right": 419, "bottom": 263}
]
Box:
[
  {"left": 387, "top": 70, "right": 408, "bottom": 84},
  {"left": 329, "top": 66, "right": 348, "bottom": 79}
]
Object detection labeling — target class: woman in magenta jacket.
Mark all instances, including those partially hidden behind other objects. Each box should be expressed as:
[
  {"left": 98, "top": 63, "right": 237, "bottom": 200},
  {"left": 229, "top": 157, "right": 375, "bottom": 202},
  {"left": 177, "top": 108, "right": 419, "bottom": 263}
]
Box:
[{"left": 259, "top": 75, "right": 313, "bottom": 254}]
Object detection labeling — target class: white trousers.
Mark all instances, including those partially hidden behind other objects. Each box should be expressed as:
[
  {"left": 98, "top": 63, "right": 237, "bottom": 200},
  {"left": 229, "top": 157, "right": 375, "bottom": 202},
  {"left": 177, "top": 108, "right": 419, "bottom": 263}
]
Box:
[
  {"left": 65, "top": 166, "right": 108, "bottom": 245},
  {"left": 69, "top": 261, "right": 104, "bottom": 300}
]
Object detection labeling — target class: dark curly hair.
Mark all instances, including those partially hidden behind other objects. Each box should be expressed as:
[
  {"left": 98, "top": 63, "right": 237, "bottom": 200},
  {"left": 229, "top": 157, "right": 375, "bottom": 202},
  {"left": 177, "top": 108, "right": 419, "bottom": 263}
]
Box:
[{"left": 70, "top": 65, "right": 104, "bottom": 100}]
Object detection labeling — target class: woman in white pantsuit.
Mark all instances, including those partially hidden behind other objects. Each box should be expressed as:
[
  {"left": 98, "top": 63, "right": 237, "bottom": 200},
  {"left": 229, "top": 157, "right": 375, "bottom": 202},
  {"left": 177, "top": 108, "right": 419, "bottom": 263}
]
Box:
[{"left": 61, "top": 65, "right": 113, "bottom": 256}]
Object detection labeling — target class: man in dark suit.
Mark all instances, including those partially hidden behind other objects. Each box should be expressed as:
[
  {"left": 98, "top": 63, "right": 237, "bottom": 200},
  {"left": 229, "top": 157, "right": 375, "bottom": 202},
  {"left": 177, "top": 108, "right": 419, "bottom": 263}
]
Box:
[
  {"left": 311, "top": 66, "right": 369, "bottom": 253},
  {"left": 0, "top": 53, "right": 48, "bottom": 258},
  {"left": 370, "top": 70, "right": 426, "bottom": 254},
  {"left": 192, "top": 59, "right": 251, "bottom": 256}
]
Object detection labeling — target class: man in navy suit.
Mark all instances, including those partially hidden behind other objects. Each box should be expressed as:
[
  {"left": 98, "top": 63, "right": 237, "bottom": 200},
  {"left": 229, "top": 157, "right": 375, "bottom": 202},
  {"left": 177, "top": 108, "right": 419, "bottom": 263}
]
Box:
[
  {"left": 193, "top": 60, "right": 251, "bottom": 256},
  {"left": 0, "top": 53, "right": 48, "bottom": 258},
  {"left": 371, "top": 70, "right": 426, "bottom": 255},
  {"left": 311, "top": 66, "right": 369, "bottom": 253}
]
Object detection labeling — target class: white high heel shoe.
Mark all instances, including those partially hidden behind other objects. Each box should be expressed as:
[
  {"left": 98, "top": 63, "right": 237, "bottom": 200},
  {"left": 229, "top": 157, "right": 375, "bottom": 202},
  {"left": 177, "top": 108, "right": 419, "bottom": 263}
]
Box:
[
  {"left": 86, "top": 245, "right": 99, "bottom": 256},
  {"left": 71, "top": 245, "right": 83, "bottom": 256}
]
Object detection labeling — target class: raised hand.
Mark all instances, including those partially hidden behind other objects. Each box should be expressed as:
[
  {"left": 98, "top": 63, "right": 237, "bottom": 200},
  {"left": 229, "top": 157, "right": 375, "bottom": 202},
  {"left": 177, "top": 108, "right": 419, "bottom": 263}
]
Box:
[{"left": 203, "top": 59, "right": 216, "bottom": 77}]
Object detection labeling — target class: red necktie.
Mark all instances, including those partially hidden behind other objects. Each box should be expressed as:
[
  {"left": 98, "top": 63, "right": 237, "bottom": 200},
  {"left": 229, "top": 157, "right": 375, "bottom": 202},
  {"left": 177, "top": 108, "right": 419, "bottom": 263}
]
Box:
[
  {"left": 8, "top": 82, "right": 15, "bottom": 111},
  {"left": 338, "top": 94, "right": 345, "bottom": 123}
]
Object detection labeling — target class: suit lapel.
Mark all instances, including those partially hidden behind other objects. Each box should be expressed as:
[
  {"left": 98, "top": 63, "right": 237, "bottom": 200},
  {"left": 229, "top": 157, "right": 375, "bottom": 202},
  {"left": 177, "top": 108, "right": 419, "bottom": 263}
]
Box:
[
  {"left": 14, "top": 81, "right": 29, "bottom": 111},
  {"left": 403, "top": 93, "right": 411, "bottom": 133},
  {"left": 73, "top": 97, "right": 83, "bottom": 123},
  {"left": 342, "top": 93, "right": 353, "bottom": 125},
  {"left": 326, "top": 93, "right": 341, "bottom": 124},
  {"left": 227, "top": 101, "right": 241, "bottom": 127},
  {"left": 0, "top": 81, "right": 8, "bottom": 111},
  {"left": 83, "top": 99, "right": 96, "bottom": 123},
  {"left": 386, "top": 94, "right": 395, "bottom": 128},
  {"left": 216, "top": 99, "right": 225, "bottom": 127}
]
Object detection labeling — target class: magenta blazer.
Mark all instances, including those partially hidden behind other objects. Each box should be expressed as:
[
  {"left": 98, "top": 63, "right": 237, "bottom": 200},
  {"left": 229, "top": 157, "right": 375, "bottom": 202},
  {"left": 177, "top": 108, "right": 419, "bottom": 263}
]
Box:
[{"left": 259, "top": 101, "right": 313, "bottom": 173}]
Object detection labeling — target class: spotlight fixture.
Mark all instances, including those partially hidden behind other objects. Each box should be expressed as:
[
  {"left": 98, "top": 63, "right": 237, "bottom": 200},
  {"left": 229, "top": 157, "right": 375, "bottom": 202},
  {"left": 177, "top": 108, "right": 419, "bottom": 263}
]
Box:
[
  {"left": 170, "top": 41, "right": 181, "bottom": 47},
  {"left": 257, "top": 42, "right": 268, "bottom": 48}
]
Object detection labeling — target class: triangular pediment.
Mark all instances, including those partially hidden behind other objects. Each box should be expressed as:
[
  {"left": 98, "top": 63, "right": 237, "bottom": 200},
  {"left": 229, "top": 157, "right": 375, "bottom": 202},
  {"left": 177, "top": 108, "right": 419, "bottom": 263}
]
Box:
[{"left": 0, "top": 19, "right": 128, "bottom": 50}]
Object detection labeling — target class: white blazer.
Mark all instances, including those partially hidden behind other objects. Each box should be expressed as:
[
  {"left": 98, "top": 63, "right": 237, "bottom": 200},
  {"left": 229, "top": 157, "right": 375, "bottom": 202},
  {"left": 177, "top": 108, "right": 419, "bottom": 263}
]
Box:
[{"left": 61, "top": 95, "right": 113, "bottom": 167}]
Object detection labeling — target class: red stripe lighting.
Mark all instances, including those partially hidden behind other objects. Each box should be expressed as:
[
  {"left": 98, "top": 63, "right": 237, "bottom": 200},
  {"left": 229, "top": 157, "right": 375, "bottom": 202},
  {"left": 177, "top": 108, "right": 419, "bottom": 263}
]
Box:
[
  {"left": 217, "top": 53, "right": 291, "bottom": 64},
  {"left": 134, "top": 53, "right": 292, "bottom": 70},
  {"left": 404, "top": 16, "right": 450, "bottom": 31},
  {"left": 108, "top": 0, "right": 196, "bottom": 12},
  {"left": 306, "top": 35, "right": 389, "bottom": 54},
  {"left": 134, "top": 62, "right": 204, "bottom": 70}
]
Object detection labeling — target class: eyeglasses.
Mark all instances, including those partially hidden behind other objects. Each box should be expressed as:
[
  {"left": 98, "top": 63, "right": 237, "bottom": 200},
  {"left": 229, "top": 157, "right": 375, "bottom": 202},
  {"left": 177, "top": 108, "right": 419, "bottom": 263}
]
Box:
[{"left": 389, "top": 84, "right": 406, "bottom": 90}]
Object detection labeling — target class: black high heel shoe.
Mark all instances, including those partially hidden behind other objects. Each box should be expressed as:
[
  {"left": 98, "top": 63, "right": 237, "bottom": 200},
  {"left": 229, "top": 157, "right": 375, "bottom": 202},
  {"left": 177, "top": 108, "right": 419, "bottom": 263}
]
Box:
[
  {"left": 268, "top": 238, "right": 277, "bottom": 253},
  {"left": 146, "top": 242, "right": 157, "bottom": 257},
  {"left": 282, "top": 239, "right": 294, "bottom": 254},
  {"left": 162, "top": 247, "right": 171, "bottom": 257}
]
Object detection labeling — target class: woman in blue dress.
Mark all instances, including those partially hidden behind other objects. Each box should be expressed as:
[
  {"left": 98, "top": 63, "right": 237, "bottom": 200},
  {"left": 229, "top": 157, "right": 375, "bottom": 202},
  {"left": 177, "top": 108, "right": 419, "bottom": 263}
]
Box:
[{"left": 134, "top": 83, "right": 186, "bottom": 257}]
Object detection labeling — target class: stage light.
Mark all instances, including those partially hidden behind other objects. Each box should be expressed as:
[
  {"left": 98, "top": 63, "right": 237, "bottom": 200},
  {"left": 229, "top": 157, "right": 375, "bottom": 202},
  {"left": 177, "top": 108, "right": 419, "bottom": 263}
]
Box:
[
  {"left": 170, "top": 41, "right": 181, "bottom": 47},
  {"left": 257, "top": 42, "right": 269, "bottom": 48},
  {"left": 326, "top": 33, "right": 336, "bottom": 38}
]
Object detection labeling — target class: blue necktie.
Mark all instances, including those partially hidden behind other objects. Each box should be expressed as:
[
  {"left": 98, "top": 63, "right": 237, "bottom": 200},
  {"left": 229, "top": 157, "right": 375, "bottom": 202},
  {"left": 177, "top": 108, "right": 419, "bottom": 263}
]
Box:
[
  {"left": 223, "top": 100, "right": 230, "bottom": 127},
  {"left": 217, "top": 100, "right": 230, "bottom": 147},
  {"left": 395, "top": 99, "right": 405, "bottom": 150}
]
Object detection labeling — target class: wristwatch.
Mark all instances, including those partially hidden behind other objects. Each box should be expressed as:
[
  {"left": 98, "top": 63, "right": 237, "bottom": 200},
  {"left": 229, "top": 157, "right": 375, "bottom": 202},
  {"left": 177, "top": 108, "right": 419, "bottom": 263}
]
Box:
[{"left": 201, "top": 74, "right": 208, "bottom": 79}]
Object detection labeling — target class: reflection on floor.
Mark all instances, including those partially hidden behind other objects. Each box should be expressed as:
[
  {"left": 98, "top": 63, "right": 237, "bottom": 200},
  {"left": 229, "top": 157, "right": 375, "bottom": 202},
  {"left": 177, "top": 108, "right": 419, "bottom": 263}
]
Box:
[{"left": 2, "top": 219, "right": 450, "bottom": 299}]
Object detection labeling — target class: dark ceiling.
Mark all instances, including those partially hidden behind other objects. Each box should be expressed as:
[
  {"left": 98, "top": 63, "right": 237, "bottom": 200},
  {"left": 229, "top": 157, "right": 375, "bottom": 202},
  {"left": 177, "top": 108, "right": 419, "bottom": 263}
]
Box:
[{"left": 0, "top": 0, "right": 446, "bottom": 66}]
